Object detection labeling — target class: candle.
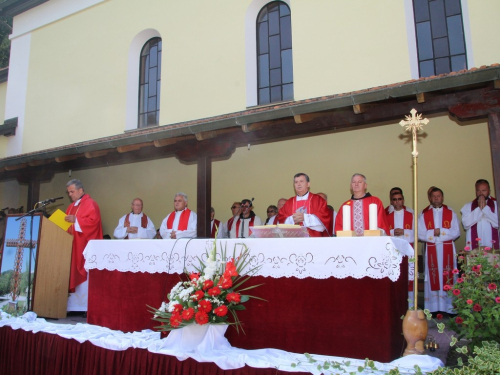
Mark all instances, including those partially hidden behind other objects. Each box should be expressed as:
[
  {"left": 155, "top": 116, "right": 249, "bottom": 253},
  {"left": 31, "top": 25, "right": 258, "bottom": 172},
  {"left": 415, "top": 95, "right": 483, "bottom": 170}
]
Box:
[
  {"left": 343, "top": 205, "right": 351, "bottom": 231},
  {"left": 369, "top": 203, "right": 377, "bottom": 230}
]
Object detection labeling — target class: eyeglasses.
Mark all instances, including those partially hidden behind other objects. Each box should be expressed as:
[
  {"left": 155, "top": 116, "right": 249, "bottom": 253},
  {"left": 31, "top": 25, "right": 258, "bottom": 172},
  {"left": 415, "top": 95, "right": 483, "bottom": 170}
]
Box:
[
  {"left": 241, "top": 204, "right": 250, "bottom": 208},
  {"left": 392, "top": 198, "right": 403, "bottom": 201}
]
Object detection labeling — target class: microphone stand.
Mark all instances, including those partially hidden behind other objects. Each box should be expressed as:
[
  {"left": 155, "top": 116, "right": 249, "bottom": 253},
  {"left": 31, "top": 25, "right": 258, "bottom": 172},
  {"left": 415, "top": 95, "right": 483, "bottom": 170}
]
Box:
[{"left": 16, "top": 200, "right": 53, "bottom": 312}]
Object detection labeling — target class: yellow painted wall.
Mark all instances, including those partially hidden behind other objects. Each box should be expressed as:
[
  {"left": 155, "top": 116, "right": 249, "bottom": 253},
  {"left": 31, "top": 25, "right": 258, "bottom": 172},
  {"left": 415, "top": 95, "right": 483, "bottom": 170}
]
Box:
[
  {"left": 3, "top": 113, "right": 487, "bottom": 252},
  {"left": 0, "top": 81, "right": 8, "bottom": 158},
  {"left": 466, "top": 0, "right": 500, "bottom": 67}
]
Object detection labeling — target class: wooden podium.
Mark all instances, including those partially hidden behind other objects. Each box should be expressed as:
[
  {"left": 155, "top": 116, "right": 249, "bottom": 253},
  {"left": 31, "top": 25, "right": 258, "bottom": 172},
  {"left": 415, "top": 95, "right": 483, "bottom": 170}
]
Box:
[{"left": 32, "top": 216, "right": 73, "bottom": 318}]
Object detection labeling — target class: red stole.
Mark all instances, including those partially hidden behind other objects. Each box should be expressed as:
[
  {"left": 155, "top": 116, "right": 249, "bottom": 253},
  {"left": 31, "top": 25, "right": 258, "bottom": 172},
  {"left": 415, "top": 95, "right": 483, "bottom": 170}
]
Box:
[
  {"left": 166, "top": 209, "right": 191, "bottom": 230},
  {"left": 211, "top": 219, "right": 220, "bottom": 238},
  {"left": 470, "top": 197, "right": 499, "bottom": 249},
  {"left": 124, "top": 213, "right": 148, "bottom": 240},
  {"left": 423, "top": 206, "right": 454, "bottom": 291},
  {"left": 387, "top": 210, "right": 414, "bottom": 292},
  {"left": 235, "top": 216, "right": 255, "bottom": 238},
  {"left": 227, "top": 217, "right": 235, "bottom": 232}
]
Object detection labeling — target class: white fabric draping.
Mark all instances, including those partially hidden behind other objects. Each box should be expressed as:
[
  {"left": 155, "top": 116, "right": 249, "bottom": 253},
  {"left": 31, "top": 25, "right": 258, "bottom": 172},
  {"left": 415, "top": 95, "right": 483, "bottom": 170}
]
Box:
[
  {"left": 84, "top": 237, "right": 414, "bottom": 282},
  {"left": 0, "top": 312, "right": 442, "bottom": 374}
]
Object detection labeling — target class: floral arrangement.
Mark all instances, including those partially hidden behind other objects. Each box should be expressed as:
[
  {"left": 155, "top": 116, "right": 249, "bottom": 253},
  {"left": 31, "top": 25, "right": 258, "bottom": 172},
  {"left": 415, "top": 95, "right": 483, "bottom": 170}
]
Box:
[
  {"left": 443, "top": 239, "right": 500, "bottom": 347},
  {"left": 149, "top": 240, "right": 263, "bottom": 333}
]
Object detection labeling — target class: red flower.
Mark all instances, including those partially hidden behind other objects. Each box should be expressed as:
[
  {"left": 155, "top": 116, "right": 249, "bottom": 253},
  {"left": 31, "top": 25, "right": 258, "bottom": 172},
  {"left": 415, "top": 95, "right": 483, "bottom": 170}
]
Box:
[
  {"left": 496, "top": 297, "right": 500, "bottom": 303},
  {"left": 218, "top": 276, "right": 233, "bottom": 289},
  {"left": 195, "top": 311, "right": 209, "bottom": 325},
  {"left": 453, "top": 289, "right": 461, "bottom": 296},
  {"left": 213, "top": 305, "right": 229, "bottom": 317},
  {"left": 485, "top": 247, "right": 491, "bottom": 251},
  {"left": 466, "top": 299, "right": 473, "bottom": 305},
  {"left": 198, "top": 299, "right": 212, "bottom": 313},
  {"left": 173, "top": 304, "right": 183, "bottom": 313},
  {"left": 443, "top": 285, "right": 452, "bottom": 291},
  {"left": 452, "top": 269, "right": 459, "bottom": 274},
  {"left": 473, "top": 303, "right": 482, "bottom": 312},
  {"left": 464, "top": 246, "right": 471, "bottom": 251},
  {"left": 224, "top": 260, "right": 238, "bottom": 277},
  {"left": 226, "top": 292, "right": 241, "bottom": 303},
  {"left": 189, "top": 272, "right": 200, "bottom": 281},
  {"left": 170, "top": 313, "right": 182, "bottom": 328},
  {"left": 494, "top": 264, "right": 500, "bottom": 269},
  {"left": 457, "top": 277, "right": 464, "bottom": 284},
  {"left": 208, "top": 287, "right": 221, "bottom": 296},
  {"left": 192, "top": 290, "right": 205, "bottom": 301},
  {"left": 181, "top": 307, "right": 194, "bottom": 321},
  {"left": 202, "top": 280, "right": 214, "bottom": 290},
  {"left": 443, "top": 270, "right": 449, "bottom": 276},
  {"left": 436, "top": 314, "right": 443, "bottom": 320},
  {"left": 472, "top": 265, "right": 482, "bottom": 273},
  {"left": 455, "top": 316, "right": 464, "bottom": 324},
  {"left": 488, "top": 283, "right": 497, "bottom": 291},
  {"left": 458, "top": 256, "right": 464, "bottom": 260}
]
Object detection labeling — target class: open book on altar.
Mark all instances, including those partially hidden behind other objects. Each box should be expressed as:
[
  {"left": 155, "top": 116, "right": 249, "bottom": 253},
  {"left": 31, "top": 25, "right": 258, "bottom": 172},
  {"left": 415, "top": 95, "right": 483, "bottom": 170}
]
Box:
[{"left": 249, "top": 224, "right": 309, "bottom": 238}]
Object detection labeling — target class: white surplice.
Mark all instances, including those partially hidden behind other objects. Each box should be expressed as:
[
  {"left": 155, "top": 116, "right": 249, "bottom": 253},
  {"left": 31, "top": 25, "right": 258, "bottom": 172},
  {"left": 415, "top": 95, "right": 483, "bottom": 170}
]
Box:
[{"left": 113, "top": 212, "right": 156, "bottom": 239}]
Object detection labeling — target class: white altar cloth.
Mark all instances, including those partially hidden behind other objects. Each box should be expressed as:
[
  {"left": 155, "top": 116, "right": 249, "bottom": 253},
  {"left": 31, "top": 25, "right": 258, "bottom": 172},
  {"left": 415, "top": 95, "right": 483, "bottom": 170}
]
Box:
[
  {"left": 0, "top": 311, "right": 442, "bottom": 374},
  {"left": 84, "top": 237, "right": 413, "bottom": 282}
]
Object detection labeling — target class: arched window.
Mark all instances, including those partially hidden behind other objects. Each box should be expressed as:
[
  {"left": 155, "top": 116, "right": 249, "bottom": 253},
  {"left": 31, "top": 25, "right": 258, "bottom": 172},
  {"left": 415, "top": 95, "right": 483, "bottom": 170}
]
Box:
[
  {"left": 256, "top": 2, "right": 293, "bottom": 105},
  {"left": 138, "top": 38, "right": 161, "bottom": 128},
  {"left": 413, "top": 0, "right": 467, "bottom": 77}
]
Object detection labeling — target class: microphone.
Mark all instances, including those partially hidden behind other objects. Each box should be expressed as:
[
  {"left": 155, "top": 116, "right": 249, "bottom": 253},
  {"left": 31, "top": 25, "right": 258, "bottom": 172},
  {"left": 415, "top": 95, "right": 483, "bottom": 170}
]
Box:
[{"left": 39, "top": 197, "right": 64, "bottom": 204}]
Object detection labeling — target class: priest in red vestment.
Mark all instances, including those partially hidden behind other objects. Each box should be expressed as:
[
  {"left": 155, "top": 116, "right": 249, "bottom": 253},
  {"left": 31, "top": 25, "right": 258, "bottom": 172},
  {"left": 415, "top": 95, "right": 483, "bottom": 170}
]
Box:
[
  {"left": 160, "top": 192, "right": 198, "bottom": 239},
  {"left": 335, "top": 173, "right": 390, "bottom": 236},
  {"left": 276, "top": 173, "right": 331, "bottom": 237},
  {"left": 65, "top": 179, "right": 103, "bottom": 293}
]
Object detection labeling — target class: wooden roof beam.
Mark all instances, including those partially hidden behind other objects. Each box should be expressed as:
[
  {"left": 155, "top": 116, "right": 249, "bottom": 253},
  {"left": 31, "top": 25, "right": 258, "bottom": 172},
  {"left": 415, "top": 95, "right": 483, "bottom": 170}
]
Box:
[
  {"left": 4, "top": 163, "right": 27, "bottom": 171},
  {"left": 116, "top": 142, "right": 152, "bottom": 153},
  {"left": 154, "top": 135, "right": 194, "bottom": 147},
  {"left": 85, "top": 149, "right": 111, "bottom": 158},
  {"left": 494, "top": 80, "right": 500, "bottom": 89},
  {"left": 353, "top": 104, "right": 366, "bottom": 114},
  {"left": 195, "top": 130, "right": 217, "bottom": 141},
  {"left": 242, "top": 120, "right": 276, "bottom": 133},
  {"left": 55, "top": 155, "right": 80, "bottom": 163}
]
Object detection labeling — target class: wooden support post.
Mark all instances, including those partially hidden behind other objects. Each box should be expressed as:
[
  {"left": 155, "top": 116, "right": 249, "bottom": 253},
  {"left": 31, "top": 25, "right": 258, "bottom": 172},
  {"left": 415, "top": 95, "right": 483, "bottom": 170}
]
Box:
[
  {"left": 488, "top": 112, "right": 500, "bottom": 224},
  {"left": 197, "top": 155, "right": 212, "bottom": 238},
  {"left": 27, "top": 178, "right": 41, "bottom": 212}
]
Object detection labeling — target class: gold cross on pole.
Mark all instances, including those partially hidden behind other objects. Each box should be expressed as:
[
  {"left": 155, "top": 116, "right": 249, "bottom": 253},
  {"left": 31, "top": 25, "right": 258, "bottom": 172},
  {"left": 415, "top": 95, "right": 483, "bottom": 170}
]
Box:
[{"left": 399, "top": 108, "right": 429, "bottom": 157}]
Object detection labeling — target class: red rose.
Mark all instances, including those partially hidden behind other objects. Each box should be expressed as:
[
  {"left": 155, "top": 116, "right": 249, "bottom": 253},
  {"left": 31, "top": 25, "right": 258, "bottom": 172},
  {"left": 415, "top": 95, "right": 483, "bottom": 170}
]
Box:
[
  {"left": 473, "top": 303, "right": 482, "bottom": 312},
  {"left": 202, "top": 280, "right": 214, "bottom": 290},
  {"left": 224, "top": 260, "right": 238, "bottom": 277},
  {"left": 181, "top": 307, "right": 194, "bottom": 321},
  {"left": 208, "top": 287, "right": 221, "bottom": 296},
  {"left": 455, "top": 316, "right": 464, "bottom": 324},
  {"left": 189, "top": 272, "right": 200, "bottom": 281},
  {"left": 173, "top": 304, "right": 183, "bottom": 313},
  {"left": 198, "top": 299, "right": 212, "bottom": 313},
  {"left": 488, "top": 283, "right": 497, "bottom": 291},
  {"left": 214, "top": 305, "right": 229, "bottom": 317},
  {"left": 436, "top": 314, "right": 443, "bottom": 320},
  {"left": 170, "top": 313, "right": 182, "bottom": 328},
  {"left": 195, "top": 311, "right": 209, "bottom": 325},
  {"left": 453, "top": 289, "right": 461, "bottom": 296},
  {"left": 192, "top": 290, "right": 205, "bottom": 301},
  {"left": 226, "top": 292, "right": 241, "bottom": 303}
]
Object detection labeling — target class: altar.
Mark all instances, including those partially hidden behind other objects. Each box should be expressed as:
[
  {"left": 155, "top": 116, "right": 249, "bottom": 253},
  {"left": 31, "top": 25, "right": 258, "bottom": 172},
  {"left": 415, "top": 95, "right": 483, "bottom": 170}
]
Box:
[{"left": 84, "top": 237, "right": 413, "bottom": 362}]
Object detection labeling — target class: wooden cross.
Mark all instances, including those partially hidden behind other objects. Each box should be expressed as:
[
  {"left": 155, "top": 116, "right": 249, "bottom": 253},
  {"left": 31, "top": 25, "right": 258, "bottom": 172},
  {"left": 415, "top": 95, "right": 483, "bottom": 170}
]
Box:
[
  {"left": 5, "top": 218, "right": 37, "bottom": 302},
  {"left": 399, "top": 108, "right": 429, "bottom": 157}
]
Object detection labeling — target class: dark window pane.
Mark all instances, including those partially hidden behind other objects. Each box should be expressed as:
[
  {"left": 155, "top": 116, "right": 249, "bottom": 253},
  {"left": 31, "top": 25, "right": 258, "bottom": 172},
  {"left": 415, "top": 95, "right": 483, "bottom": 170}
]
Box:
[
  {"left": 435, "top": 57, "right": 450, "bottom": 74},
  {"left": 416, "top": 22, "right": 433, "bottom": 60},
  {"left": 429, "top": 0, "right": 447, "bottom": 38},
  {"left": 271, "top": 86, "right": 281, "bottom": 102},
  {"left": 283, "top": 83, "right": 293, "bottom": 101},
  {"left": 257, "top": 9, "right": 267, "bottom": 22},
  {"left": 433, "top": 37, "right": 449, "bottom": 58},
  {"left": 138, "top": 113, "right": 147, "bottom": 128},
  {"left": 447, "top": 15, "right": 465, "bottom": 54},
  {"left": 139, "top": 56, "right": 147, "bottom": 84},
  {"left": 156, "top": 81, "right": 161, "bottom": 110},
  {"left": 269, "top": 35, "right": 281, "bottom": 69},
  {"left": 148, "top": 96, "right": 156, "bottom": 112},
  {"left": 143, "top": 84, "right": 149, "bottom": 109},
  {"left": 259, "top": 88, "right": 270, "bottom": 104},
  {"left": 445, "top": 0, "right": 461, "bottom": 16},
  {"left": 280, "top": 16, "right": 292, "bottom": 49},
  {"left": 258, "top": 22, "right": 269, "bottom": 54},
  {"left": 141, "top": 43, "right": 150, "bottom": 56},
  {"left": 258, "top": 54, "right": 269, "bottom": 87},
  {"left": 451, "top": 54, "right": 466, "bottom": 71},
  {"left": 413, "top": 0, "right": 430, "bottom": 22},
  {"left": 268, "top": 9, "right": 280, "bottom": 35},
  {"left": 280, "top": 3, "right": 290, "bottom": 16},
  {"left": 148, "top": 67, "right": 157, "bottom": 96},
  {"left": 149, "top": 45, "right": 158, "bottom": 67},
  {"left": 420, "top": 60, "right": 435, "bottom": 77},
  {"left": 147, "top": 112, "right": 156, "bottom": 126},
  {"left": 139, "top": 85, "right": 145, "bottom": 113},
  {"left": 270, "top": 68, "right": 281, "bottom": 86},
  {"left": 281, "top": 49, "right": 293, "bottom": 84}
]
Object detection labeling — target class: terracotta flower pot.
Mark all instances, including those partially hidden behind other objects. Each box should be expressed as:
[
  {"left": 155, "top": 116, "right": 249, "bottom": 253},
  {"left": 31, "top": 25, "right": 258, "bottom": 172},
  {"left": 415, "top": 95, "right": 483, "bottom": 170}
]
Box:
[{"left": 402, "top": 309, "right": 428, "bottom": 356}]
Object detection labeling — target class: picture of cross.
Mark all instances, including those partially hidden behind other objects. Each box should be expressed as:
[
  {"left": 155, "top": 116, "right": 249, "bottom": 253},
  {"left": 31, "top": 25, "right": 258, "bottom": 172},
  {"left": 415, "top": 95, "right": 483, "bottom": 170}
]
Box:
[
  {"left": 5, "top": 218, "right": 38, "bottom": 302},
  {"left": 399, "top": 108, "right": 429, "bottom": 158}
]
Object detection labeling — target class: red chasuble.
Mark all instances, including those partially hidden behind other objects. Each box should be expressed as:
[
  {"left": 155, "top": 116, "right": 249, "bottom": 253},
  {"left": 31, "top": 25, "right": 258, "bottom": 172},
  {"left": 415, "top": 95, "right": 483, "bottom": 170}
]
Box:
[
  {"left": 211, "top": 219, "right": 220, "bottom": 238},
  {"left": 166, "top": 208, "right": 191, "bottom": 230},
  {"left": 335, "top": 194, "right": 390, "bottom": 236},
  {"left": 124, "top": 213, "right": 149, "bottom": 240},
  {"left": 423, "top": 205, "right": 454, "bottom": 291},
  {"left": 276, "top": 193, "right": 331, "bottom": 237},
  {"left": 66, "top": 195, "right": 103, "bottom": 292}
]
